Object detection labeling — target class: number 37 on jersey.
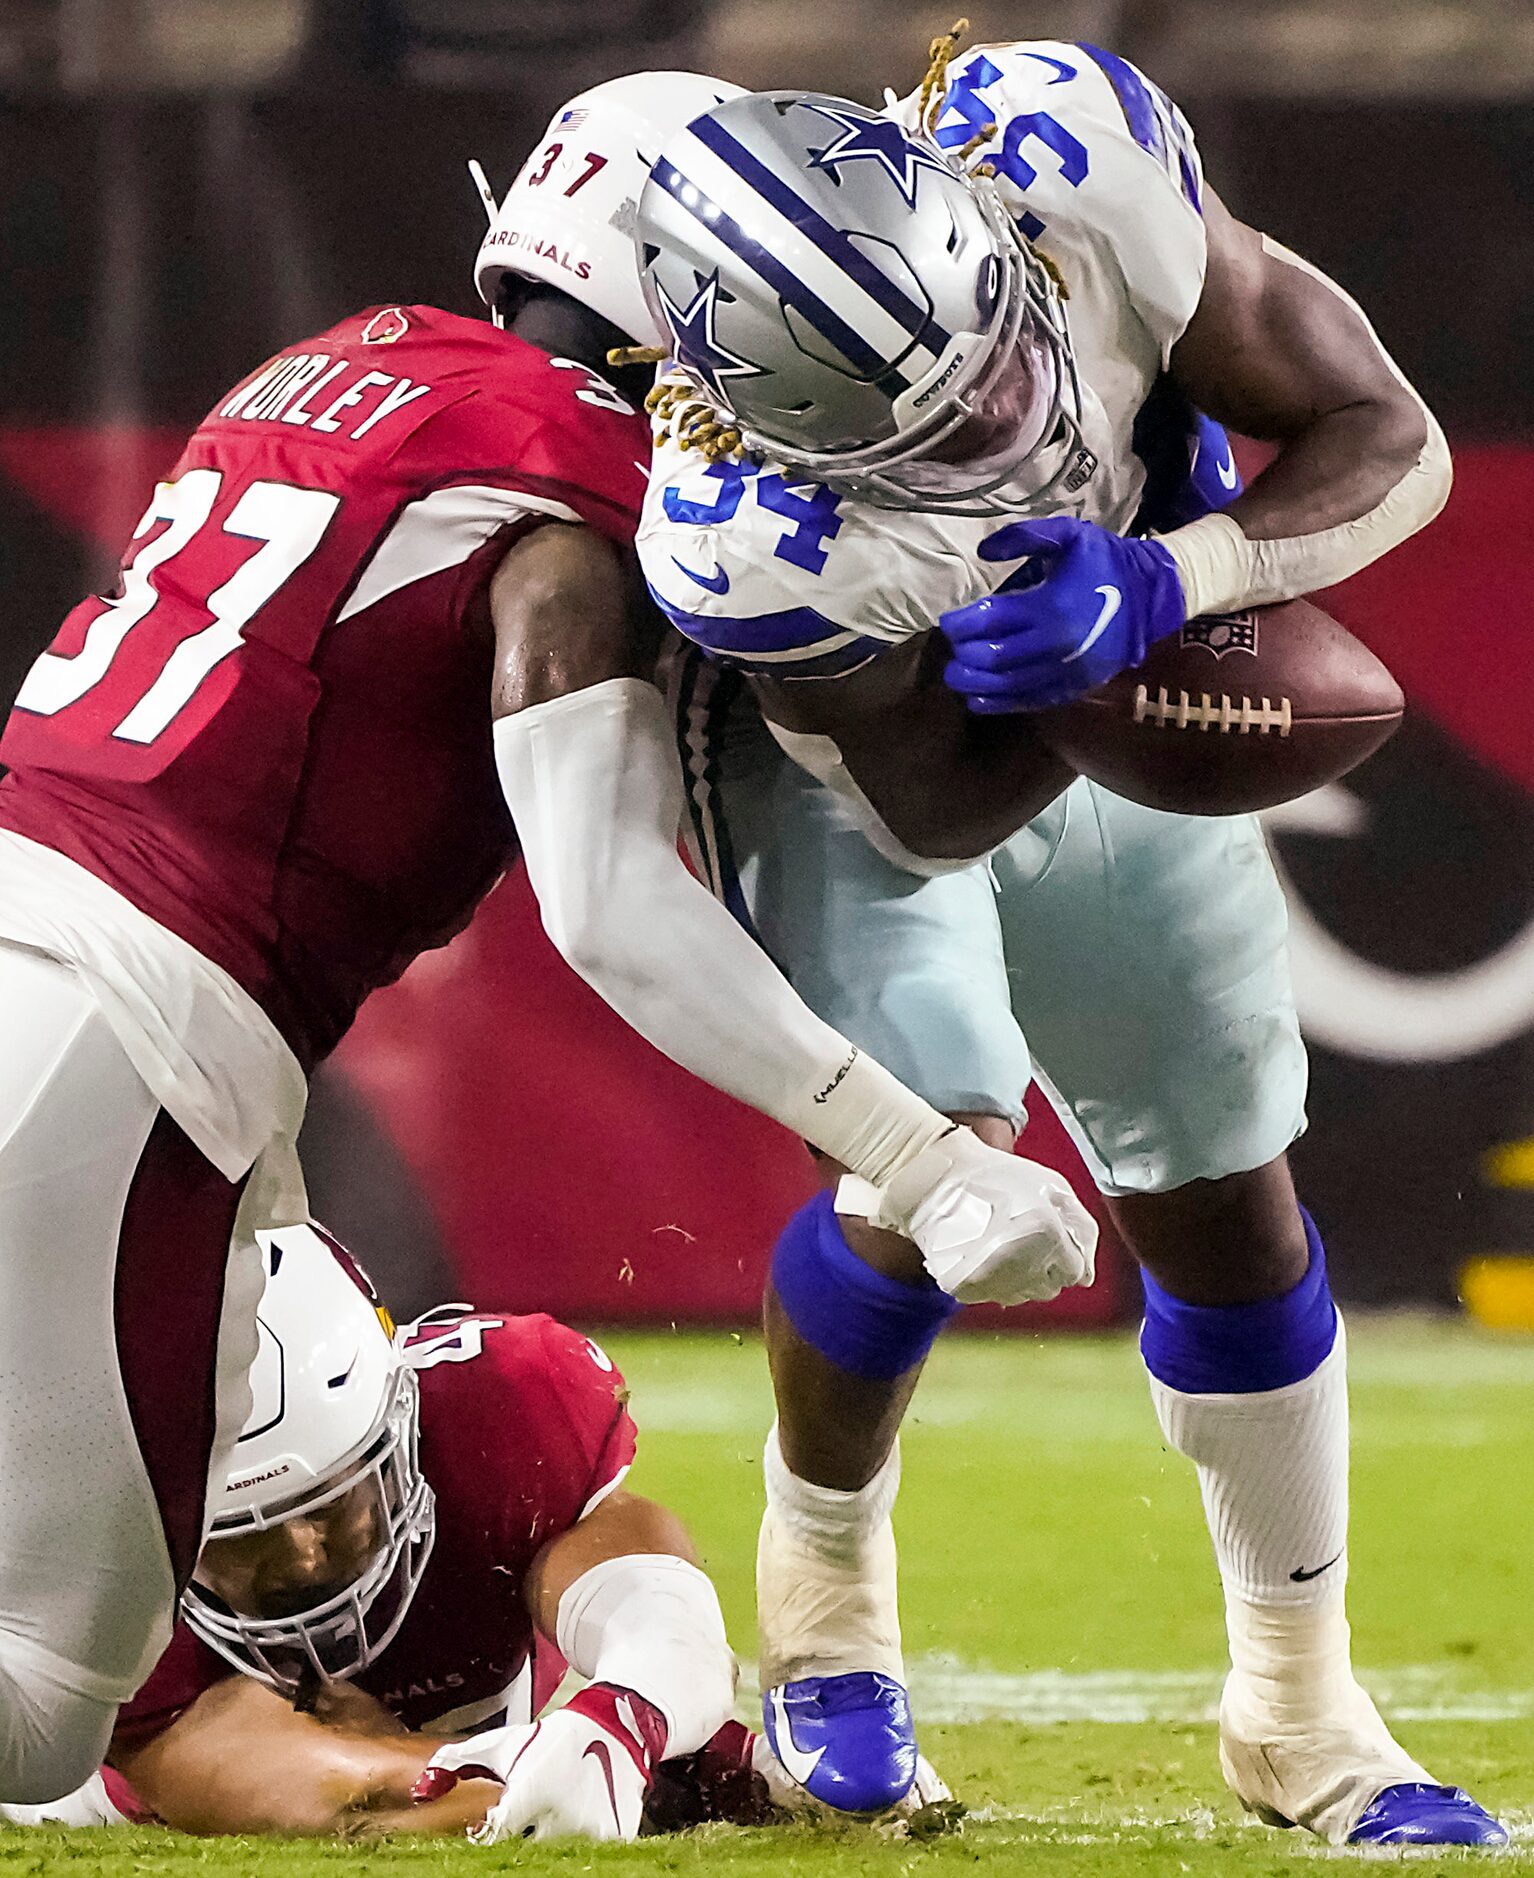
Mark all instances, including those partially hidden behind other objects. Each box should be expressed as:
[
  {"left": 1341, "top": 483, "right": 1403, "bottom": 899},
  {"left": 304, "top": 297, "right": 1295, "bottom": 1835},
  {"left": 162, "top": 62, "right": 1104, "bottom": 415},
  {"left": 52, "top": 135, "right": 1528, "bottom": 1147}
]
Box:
[{"left": 14, "top": 469, "right": 340, "bottom": 759}]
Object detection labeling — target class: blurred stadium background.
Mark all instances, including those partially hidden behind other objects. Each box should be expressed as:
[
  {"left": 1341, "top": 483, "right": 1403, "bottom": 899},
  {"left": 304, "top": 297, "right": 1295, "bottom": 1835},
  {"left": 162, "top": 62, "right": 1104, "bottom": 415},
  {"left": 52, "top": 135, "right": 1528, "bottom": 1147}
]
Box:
[{"left": 1, "top": 0, "right": 1530, "bottom": 1327}]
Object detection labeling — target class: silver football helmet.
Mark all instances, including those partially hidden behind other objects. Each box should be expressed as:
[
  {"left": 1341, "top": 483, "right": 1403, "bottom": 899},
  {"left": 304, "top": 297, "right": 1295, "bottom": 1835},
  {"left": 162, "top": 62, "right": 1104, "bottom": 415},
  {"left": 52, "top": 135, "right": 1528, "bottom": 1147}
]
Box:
[{"left": 634, "top": 90, "right": 1089, "bottom": 516}]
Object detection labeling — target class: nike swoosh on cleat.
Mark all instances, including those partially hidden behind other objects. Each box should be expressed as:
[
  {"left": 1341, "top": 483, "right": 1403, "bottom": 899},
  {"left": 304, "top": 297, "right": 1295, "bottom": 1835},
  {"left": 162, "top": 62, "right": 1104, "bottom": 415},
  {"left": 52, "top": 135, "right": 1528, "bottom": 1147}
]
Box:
[
  {"left": 768, "top": 1688, "right": 826, "bottom": 1788},
  {"left": 1290, "top": 1550, "right": 1344, "bottom": 1582},
  {"left": 672, "top": 557, "right": 730, "bottom": 595},
  {"left": 1061, "top": 584, "right": 1121, "bottom": 663}
]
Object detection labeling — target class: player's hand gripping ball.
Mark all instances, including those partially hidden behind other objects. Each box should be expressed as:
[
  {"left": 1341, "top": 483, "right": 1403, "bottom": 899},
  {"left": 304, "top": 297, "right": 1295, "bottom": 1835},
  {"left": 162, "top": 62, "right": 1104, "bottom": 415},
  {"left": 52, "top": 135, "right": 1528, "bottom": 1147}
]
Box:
[
  {"left": 940, "top": 516, "right": 1187, "bottom": 714},
  {"left": 414, "top": 1683, "right": 665, "bottom": 1843}
]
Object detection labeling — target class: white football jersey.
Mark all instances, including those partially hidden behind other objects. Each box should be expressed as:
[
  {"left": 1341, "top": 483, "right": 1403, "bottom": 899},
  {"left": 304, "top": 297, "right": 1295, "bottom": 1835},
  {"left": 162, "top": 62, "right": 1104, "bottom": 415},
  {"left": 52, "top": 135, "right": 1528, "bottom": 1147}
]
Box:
[{"left": 637, "top": 41, "right": 1211, "bottom": 675}]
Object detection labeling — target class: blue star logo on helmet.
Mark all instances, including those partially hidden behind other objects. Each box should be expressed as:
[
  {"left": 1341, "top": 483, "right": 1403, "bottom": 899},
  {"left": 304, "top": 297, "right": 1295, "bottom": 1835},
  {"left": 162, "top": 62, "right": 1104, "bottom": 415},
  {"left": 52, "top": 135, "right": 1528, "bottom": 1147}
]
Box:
[
  {"left": 653, "top": 269, "right": 768, "bottom": 402},
  {"left": 801, "top": 103, "right": 949, "bottom": 212}
]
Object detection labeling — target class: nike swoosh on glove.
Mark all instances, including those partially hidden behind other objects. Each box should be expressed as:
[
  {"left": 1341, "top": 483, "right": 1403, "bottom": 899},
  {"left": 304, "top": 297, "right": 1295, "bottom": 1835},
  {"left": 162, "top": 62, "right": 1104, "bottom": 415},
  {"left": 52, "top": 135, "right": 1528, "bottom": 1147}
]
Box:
[
  {"left": 413, "top": 1683, "right": 667, "bottom": 1843},
  {"left": 940, "top": 516, "right": 1187, "bottom": 713}
]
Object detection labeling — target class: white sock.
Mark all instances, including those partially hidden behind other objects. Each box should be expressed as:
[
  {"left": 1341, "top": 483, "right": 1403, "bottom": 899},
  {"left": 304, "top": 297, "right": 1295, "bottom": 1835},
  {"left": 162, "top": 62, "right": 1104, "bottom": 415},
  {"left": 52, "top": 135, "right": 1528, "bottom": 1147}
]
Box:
[
  {"left": 758, "top": 1424, "right": 903, "bottom": 1686},
  {"left": 1150, "top": 1317, "right": 1434, "bottom": 1839},
  {"left": 762, "top": 1422, "right": 900, "bottom": 1568},
  {"left": 1147, "top": 1318, "right": 1350, "bottom": 1613}
]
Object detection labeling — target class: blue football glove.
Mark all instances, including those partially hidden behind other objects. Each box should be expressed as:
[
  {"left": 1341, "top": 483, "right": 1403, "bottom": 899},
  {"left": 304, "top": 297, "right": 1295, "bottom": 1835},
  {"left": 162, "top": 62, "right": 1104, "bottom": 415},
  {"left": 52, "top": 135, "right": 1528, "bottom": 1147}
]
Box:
[
  {"left": 940, "top": 516, "right": 1188, "bottom": 714},
  {"left": 1171, "top": 411, "right": 1243, "bottom": 527}
]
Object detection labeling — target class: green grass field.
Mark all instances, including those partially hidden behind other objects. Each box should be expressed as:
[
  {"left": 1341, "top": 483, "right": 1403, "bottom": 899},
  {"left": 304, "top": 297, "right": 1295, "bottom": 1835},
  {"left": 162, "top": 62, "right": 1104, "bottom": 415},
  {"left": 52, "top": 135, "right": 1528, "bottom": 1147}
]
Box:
[{"left": 4, "top": 1319, "right": 1532, "bottom": 1876}]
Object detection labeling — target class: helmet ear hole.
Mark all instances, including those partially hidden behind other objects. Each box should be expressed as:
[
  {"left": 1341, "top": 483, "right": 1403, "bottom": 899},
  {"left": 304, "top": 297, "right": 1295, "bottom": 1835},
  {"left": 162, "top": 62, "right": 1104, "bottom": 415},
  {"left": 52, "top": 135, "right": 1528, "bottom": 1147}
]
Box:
[{"left": 976, "top": 252, "right": 1001, "bottom": 322}]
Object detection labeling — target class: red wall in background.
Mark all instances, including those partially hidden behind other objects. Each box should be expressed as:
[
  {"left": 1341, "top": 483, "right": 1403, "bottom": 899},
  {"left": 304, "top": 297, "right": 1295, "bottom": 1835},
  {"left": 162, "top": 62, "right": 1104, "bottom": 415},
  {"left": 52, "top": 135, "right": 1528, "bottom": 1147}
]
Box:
[{"left": 333, "top": 867, "right": 1125, "bottom": 1326}]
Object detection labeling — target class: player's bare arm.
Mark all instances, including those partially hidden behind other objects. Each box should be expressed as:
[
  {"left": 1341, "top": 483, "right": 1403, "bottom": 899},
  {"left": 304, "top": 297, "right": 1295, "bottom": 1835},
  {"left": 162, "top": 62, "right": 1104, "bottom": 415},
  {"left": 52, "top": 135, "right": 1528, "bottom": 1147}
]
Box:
[
  {"left": 751, "top": 640, "right": 1072, "bottom": 866},
  {"left": 486, "top": 494, "right": 1094, "bottom": 1306},
  {"left": 940, "top": 215, "right": 1450, "bottom": 718},
  {"left": 416, "top": 1493, "right": 739, "bottom": 1841},
  {"left": 109, "top": 1674, "right": 463, "bottom": 1836},
  {"left": 489, "top": 521, "right": 663, "bottom": 713},
  {"left": 110, "top": 1496, "right": 727, "bottom": 1843},
  {"left": 523, "top": 1486, "right": 698, "bottom": 1626},
  {"left": 754, "top": 183, "right": 1444, "bottom": 860},
  {"left": 1170, "top": 188, "right": 1442, "bottom": 550}
]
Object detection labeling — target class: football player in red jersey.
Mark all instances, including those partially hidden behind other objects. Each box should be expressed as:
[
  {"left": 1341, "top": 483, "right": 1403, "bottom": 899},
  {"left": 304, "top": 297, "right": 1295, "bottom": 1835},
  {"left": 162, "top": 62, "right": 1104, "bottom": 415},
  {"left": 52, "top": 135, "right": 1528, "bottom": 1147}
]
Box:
[
  {"left": 0, "top": 1223, "right": 777, "bottom": 1840},
  {"left": 0, "top": 73, "right": 1094, "bottom": 1800}
]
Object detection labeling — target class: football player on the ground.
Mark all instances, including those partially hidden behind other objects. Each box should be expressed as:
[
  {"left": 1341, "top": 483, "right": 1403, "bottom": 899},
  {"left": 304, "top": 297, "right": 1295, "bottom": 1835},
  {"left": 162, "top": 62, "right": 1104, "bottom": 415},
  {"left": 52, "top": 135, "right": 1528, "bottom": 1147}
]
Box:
[
  {"left": 0, "top": 1224, "right": 870, "bottom": 1841},
  {"left": 617, "top": 26, "right": 1502, "bottom": 1851},
  {"left": 0, "top": 73, "right": 1095, "bottom": 1802}
]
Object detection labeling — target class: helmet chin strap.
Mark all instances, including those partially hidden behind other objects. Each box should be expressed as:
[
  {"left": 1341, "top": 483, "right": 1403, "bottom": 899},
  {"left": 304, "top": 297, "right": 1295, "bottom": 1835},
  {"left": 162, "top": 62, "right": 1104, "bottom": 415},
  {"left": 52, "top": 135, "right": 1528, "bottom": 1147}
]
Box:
[
  {"left": 467, "top": 159, "right": 498, "bottom": 226},
  {"left": 467, "top": 162, "right": 505, "bottom": 327}
]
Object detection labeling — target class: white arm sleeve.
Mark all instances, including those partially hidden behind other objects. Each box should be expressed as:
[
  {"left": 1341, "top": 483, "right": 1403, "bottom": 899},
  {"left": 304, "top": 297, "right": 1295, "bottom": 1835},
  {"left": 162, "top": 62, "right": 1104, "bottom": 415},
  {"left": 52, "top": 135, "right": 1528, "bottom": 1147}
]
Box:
[
  {"left": 494, "top": 679, "right": 952, "bottom": 1183},
  {"left": 1158, "top": 238, "right": 1452, "bottom": 619},
  {"left": 555, "top": 1554, "right": 735, "bottom": 1758}
]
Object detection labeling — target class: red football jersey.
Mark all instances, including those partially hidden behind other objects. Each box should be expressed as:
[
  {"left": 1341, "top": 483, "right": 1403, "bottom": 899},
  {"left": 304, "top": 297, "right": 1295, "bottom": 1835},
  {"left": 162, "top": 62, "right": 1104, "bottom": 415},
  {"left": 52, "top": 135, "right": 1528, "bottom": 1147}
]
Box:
[
  {"left": 0, "top": 306, "right": 648, "bottom": 1066},
  {"left": 112, "top": 1310, "right": 636, "bottom": 1752}
]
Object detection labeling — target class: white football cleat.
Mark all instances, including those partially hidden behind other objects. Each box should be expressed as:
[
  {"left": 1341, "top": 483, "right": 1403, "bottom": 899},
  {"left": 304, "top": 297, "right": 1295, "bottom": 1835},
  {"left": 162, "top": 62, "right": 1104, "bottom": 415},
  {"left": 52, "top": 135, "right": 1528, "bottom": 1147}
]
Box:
[{"left": 1219, "top": 1669, "right": 1507, "bottom": 1846}]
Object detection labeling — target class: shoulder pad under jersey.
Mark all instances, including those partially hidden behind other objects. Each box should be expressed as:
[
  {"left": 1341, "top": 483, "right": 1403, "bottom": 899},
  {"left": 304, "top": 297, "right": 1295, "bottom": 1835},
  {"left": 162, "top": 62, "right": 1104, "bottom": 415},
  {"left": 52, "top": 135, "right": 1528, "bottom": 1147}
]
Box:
[
  {"left": 637, "top": 433, "right": 997, "bottom": 677},
  {"left": 900, "top": 40, "right": 1208, "bottom": 363},
  {"left": 405, "top": 346, "right": 649, "bottom": 545}
]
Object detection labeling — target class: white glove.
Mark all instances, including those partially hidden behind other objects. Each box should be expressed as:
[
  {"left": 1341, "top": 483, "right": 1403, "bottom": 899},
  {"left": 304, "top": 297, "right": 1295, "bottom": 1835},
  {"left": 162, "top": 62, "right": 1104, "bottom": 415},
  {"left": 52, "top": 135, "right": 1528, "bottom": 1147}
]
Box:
[
  {"left": 416, "top": 1684, "right": 665, "bottom": 1844},
  {"left": 847, "top": 1129, "right": 1098, "bottom": 1305}
]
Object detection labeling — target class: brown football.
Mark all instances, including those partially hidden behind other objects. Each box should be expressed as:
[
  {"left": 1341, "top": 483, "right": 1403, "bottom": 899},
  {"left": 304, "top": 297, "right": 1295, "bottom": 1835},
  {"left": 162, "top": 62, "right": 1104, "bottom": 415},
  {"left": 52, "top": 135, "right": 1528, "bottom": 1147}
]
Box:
[{"left": 1032, "top": 599, "right": 1405, "bottom": 815}]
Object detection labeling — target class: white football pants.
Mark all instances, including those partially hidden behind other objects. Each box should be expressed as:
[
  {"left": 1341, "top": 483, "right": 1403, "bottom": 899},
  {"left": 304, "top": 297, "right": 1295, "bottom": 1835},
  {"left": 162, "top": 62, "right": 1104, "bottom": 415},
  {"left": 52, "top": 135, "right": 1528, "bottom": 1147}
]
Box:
[{"left": 0, "top": 942, "right": 261, "bottom": 1802}]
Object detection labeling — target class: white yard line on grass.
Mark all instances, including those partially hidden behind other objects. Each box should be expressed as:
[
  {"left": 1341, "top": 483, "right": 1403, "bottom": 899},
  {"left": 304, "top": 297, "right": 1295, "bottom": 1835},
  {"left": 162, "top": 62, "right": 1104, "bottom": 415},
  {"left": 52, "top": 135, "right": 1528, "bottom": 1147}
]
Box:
[
  {"left": 737, "top": 1658, "right": 1534, "bottom": 1725},
  {"left": 953, "top": 1806, "right": 1534, "bottom": 1858}
]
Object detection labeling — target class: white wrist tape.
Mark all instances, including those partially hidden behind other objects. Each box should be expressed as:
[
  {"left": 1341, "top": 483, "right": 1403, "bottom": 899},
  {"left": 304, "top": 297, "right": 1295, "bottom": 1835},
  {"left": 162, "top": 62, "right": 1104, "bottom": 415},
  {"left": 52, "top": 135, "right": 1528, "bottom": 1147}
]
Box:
[
  {"left": 1158, "top": 240, "right": 1452, "bottom": 619},
  {"left": 494, "top": 680, "right": 951, "bottom": 1184},
  {"left": 764, "top": 719, "right": 989, "bottom": 878},
  {"left": 554, "top": 1553, "right": 736, "bottom": 1757}
]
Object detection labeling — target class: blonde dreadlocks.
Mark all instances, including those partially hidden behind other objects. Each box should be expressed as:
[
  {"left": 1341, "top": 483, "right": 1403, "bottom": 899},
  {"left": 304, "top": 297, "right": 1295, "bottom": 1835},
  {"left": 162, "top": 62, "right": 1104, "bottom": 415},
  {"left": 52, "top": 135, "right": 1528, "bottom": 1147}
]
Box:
[
  {"left": 646, "top": 373, "right": 751, "bottom": 464},
  {"left": 917, "top": 17, "right": 969, "bottom": 132}
]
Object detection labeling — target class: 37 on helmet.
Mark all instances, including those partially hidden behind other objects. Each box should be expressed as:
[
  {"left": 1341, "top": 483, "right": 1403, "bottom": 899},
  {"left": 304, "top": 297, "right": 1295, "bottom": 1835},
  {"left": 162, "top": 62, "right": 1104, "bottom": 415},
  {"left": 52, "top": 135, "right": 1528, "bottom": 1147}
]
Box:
[
  {"left": 181, "top": 1224, "right": 435, "bottom": 1696},
  {"left": 634, "top": 90, "right": 1091, "bottom": 515},
  {"left": 474, "top": 71, "right": 747, "bottom": 346}
]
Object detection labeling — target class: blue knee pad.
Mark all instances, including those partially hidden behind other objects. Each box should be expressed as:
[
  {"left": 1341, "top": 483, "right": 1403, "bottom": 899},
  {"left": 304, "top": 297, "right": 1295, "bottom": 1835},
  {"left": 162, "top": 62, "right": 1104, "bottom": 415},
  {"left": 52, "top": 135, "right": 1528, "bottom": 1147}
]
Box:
[
  {"left": 771, "top": 1191, "right": 959, "bottom": 1382},
  {"left": 1140, "top": 1205, "right": 1337, "bottom": 1394}
]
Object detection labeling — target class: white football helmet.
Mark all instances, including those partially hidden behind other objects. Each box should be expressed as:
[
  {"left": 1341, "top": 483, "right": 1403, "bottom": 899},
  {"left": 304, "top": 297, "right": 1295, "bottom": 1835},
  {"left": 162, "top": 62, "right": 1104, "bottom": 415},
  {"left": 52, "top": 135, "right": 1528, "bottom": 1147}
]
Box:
[
  {"left": 474, "top": 70, "right": 746, "bottom": 345},
  {"left": 181, "top": 1223, "right": 435, "bottom": 1694}
]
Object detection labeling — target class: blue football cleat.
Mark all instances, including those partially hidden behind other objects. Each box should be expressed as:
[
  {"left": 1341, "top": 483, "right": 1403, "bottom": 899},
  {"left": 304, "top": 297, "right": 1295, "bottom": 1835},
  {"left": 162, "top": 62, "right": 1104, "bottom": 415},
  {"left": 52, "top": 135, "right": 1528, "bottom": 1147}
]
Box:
[
  {"left": 1348, "top": 1783, "right": 1509, "bottom": 1847},
  {"left": 763, "top": 1672, "right": 918, "bottom": 1815}
]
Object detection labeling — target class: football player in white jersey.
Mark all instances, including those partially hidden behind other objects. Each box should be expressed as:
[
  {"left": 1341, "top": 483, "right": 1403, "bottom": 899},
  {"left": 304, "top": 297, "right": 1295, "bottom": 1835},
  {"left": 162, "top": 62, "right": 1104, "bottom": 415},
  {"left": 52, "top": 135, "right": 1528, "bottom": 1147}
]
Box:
[{"left": 612, "top": 28, "right": 1503, "bottom": 1853}]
